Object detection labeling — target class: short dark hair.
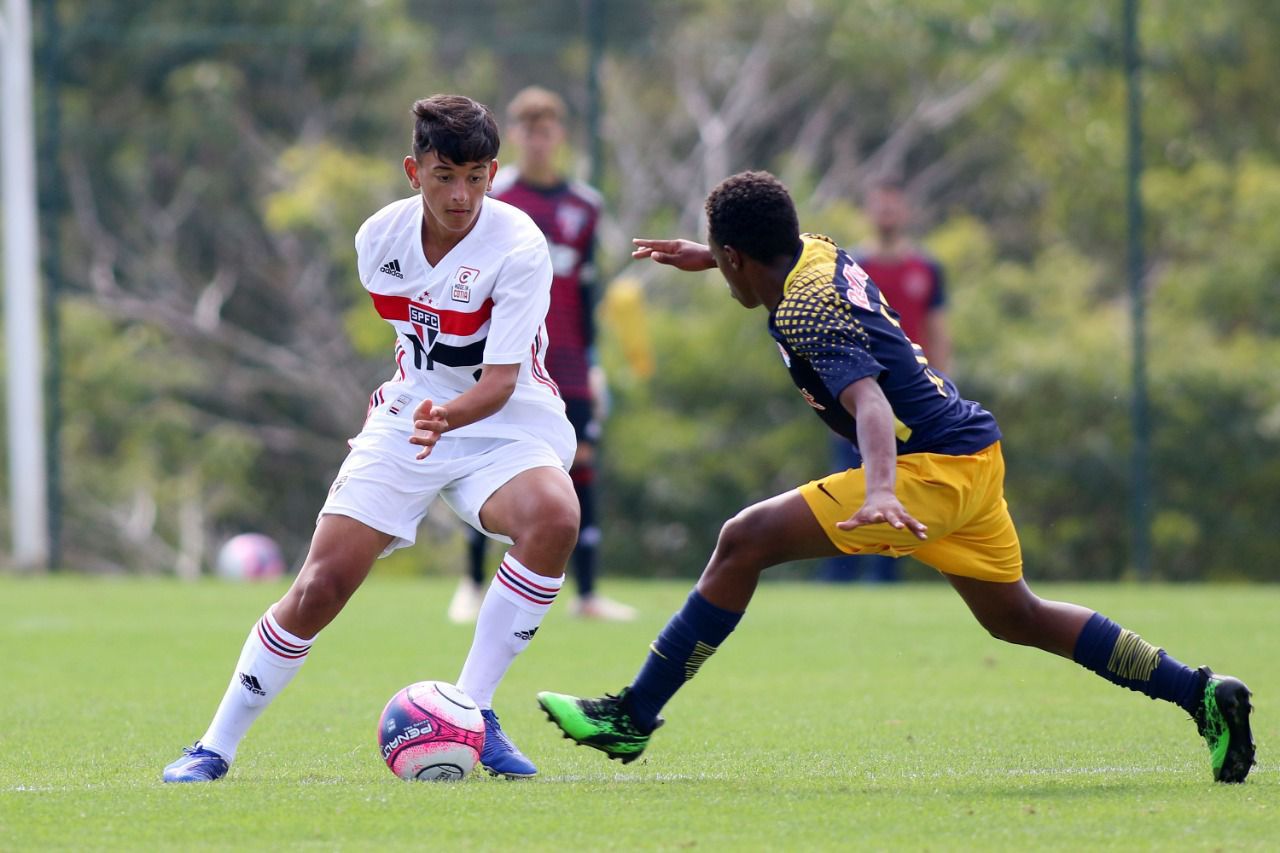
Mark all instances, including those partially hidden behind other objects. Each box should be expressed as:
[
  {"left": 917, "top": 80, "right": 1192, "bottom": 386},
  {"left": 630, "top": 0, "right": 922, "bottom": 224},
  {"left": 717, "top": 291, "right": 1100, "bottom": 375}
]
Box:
[
  {"left": 411, "top": 95, "right": 500, "bottom": 164},
  {"left": 506, "top": 86, "right": 567, "bottom": 126},
  {"left": 705, "top": 171, "right": 802, "bottom": 263}
]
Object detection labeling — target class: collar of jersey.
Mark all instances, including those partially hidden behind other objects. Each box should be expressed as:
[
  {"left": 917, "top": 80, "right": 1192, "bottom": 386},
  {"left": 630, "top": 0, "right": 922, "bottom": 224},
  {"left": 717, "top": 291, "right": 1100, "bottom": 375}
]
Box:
[{"left": 783, "top": 234, "right": 839, "bottom": 294}]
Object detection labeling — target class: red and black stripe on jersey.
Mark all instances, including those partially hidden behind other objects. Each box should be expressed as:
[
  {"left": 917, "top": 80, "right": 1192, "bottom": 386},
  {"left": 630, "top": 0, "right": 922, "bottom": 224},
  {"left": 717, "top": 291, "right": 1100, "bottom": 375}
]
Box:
[{"left": 369, "top": 292, "right": 493, "bottom": 371}]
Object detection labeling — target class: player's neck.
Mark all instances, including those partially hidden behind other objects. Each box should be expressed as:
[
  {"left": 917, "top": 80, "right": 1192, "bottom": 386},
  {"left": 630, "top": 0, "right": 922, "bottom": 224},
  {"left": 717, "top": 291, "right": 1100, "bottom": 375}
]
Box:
[
  {"left": 517, "top": 162, "right": 563, "bottom": 189},
  {"left": 420, "top": 205, "right": 481, "bottom": 266},
  {"left": 873, "top": 233, "right": 912, "bottom": 259},
  {"left": 756, "top": 257, "right": 796, "bottom": 310}
]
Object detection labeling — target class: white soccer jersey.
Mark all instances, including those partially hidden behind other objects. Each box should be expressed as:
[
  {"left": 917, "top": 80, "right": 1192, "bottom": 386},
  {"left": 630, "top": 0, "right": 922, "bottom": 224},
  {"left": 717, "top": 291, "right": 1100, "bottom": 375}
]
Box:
[{"left": 354, "top": 195, "right": 574, "bottom": 460}]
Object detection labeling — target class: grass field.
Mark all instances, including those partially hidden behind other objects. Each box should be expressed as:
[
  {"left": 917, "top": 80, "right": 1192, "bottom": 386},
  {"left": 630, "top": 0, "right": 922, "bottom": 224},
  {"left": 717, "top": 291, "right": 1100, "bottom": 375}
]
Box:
[{"left": 1, "top": 576, "right": 1274, "bottom": 850}]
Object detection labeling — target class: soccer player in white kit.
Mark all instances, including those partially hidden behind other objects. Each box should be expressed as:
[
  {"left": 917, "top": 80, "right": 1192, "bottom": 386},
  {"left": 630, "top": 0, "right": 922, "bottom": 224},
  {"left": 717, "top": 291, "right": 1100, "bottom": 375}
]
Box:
[{"left": 163, "top": 95, "right": 579, "bottom": 781}]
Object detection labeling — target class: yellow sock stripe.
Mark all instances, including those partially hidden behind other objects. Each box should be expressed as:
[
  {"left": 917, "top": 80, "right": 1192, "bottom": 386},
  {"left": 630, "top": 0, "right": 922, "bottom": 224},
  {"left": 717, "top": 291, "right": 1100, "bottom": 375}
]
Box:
[
  {"left": 684, "top": 641, "right": 718, "bottom": 681},
  {"left": 1106, "top": 629, "right": 1161, "bottom": 681}
]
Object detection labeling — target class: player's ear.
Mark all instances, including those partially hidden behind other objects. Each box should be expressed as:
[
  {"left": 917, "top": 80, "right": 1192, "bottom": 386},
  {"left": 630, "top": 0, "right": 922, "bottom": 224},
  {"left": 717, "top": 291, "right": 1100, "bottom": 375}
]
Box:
[
  {"left": 723, "top": 245, "right": 742, "bottom": 270},
  {"left": 486, "top": 159, "right": 498, "bottom": 191},
  {"left": 404, "top": 156, "right": 421, "bottom": 189}
]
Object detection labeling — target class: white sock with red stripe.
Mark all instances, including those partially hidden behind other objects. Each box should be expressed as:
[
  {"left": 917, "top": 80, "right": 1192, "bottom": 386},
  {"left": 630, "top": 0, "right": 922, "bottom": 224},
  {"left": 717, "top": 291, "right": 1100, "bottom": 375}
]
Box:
[
  {"left": 456, "top": 553, "right": 563, "bottom": 709},
  {"left": 199, "top": 608, "right": 313, "bottom": 763}
]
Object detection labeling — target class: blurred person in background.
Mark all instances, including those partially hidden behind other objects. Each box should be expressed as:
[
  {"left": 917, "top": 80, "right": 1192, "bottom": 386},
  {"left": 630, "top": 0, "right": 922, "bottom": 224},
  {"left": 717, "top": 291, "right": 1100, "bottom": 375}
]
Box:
[
  {"left": 449, "top": 86, "right": 635, "bottom": 623},
  {"left": 817, "top": 180, "right": 951, "bottom": 584}
]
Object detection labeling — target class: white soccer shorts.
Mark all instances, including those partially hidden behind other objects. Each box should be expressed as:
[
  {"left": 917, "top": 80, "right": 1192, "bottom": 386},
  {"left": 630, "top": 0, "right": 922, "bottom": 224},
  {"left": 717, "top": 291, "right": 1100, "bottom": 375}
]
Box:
[{"left": 319, "top": 426, "right": 571, "bottom": 555}]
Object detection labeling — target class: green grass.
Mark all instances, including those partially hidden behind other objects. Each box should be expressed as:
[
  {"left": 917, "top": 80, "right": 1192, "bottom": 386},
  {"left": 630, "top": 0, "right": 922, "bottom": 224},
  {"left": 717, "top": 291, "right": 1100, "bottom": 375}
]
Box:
[{"left": 1, "top": 576, "right": 1275, "bottom": 851}]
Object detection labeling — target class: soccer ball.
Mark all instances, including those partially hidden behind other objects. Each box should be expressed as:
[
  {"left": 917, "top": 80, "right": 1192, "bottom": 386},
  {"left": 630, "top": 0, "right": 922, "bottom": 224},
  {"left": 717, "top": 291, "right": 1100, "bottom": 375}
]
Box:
[
  {"left": 378, "top": 681, "right": 486, "bottom": 781},
  {"left": 215, "top": 533, "right": 286, "bottom": 581}
]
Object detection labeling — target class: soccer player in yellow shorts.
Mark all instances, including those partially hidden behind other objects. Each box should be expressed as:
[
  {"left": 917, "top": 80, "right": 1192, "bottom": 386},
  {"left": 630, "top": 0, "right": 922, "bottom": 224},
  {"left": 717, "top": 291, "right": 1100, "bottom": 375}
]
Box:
[{"left": 538, "top": 171, "right": 1256, "bottom": 783}]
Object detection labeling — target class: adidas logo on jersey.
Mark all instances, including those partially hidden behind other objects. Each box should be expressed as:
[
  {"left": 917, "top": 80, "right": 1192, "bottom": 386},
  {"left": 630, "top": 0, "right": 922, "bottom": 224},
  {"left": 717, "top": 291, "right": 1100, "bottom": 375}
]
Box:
[{"left": 379, "top": 259, "right": 404, "bottom": 279}]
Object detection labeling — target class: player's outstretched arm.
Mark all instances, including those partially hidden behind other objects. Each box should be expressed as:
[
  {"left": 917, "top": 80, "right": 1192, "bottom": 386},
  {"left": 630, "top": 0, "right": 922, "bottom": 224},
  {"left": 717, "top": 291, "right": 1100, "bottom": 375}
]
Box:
[
  {"left": 409, "top": 363, "right": 520, "bottom": 459},
  {"left": 632, "top": 238, "right": 717, "bottom": 272},
  {"left": 834, "top": 377, "right": 928, "bottom": 539}
]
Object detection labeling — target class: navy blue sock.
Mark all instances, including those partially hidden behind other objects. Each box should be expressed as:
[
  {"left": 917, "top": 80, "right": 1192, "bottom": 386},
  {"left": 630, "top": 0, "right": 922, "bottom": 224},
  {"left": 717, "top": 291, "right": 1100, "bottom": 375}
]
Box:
[
  {"left": 573, "top": 479, "right": 597, "bottom": 597},
  {"left": 625, "top": 590, "right": 743, "bottom": 730},
  {"left": 466, "top": 527, "right": 486, "bottom": 585},
  {"left": 1072, "top": 612, "right": 1204, "bottom": 714}
]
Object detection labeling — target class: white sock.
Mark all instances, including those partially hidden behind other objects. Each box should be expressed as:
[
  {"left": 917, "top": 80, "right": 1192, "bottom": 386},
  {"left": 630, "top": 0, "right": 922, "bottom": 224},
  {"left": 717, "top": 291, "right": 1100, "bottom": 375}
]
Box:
[
  {"left": 456, "top": 553, "right": 563, "bottom": 709},
  {"left": 199, "top": 608, "right": 313, "bottom": 763}
]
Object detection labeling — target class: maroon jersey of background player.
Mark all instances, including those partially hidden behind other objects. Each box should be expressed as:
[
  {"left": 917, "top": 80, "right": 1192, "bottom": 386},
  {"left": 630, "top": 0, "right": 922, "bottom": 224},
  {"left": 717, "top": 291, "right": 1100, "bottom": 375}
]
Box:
[
  {"left": 491, "top": 168, "right": 601, "bottom": 400},
  {"left": 852, "top": 251, "right": 946, "bottom": 354}
]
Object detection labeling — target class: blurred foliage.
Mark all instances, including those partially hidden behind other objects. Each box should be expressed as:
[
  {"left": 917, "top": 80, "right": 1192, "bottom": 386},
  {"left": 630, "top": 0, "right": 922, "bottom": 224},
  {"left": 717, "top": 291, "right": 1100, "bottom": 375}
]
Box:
[{"left": 8, "top": 0, "right": 1278, "bottom": 580}]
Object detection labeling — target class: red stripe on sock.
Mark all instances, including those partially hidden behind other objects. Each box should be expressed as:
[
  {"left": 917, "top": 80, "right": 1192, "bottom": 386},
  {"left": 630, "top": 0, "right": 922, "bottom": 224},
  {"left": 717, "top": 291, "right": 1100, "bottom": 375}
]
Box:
[
  {"left": 258, "top": 618, "right": 311, "bottom": 658},
  {"left": 495, "top": 571, "right": 555, "bottom": 606},
  {"left": 498, "top": 561, "right": 560, "bottom": 594}
]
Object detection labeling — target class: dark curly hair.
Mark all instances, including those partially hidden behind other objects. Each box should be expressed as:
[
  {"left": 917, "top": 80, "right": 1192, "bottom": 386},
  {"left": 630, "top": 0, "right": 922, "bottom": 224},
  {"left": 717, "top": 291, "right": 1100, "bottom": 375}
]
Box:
[
  {"left": 704, "top": 171, "right": 802, "bottom": 263},
  {"left": 411, "top": 95, "right": 500, "bottom": 164}
]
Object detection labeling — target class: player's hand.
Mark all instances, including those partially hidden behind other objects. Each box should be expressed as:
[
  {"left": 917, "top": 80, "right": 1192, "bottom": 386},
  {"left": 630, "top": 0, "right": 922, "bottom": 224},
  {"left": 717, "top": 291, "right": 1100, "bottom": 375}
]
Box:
[
  {"left": 836, "top": 491, "right": 928, "bottom": 540},
  {"left": 632, "top": 238, "right": 717, "bottom": 272},
  {"left": 409, "top": 399, "right": 448, "bottom": 460}
]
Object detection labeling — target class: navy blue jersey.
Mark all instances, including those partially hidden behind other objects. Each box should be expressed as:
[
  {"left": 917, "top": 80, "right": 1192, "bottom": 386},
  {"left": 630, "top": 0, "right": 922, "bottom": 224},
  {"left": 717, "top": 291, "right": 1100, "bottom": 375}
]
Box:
[{"left": 768, "top": 235, "right": 1000, "bottom": 465}]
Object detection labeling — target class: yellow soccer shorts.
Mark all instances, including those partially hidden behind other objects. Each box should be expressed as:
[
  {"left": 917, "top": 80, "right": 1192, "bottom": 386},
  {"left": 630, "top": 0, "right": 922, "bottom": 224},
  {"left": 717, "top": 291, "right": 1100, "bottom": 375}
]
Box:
[{"left": 798, "top": 441, "right": 1022, "bottom": 583}]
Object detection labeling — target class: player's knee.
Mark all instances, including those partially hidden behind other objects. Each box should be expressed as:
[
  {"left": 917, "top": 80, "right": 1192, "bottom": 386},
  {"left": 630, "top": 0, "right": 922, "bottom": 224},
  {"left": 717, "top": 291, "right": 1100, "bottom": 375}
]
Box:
[
  {"left": 289, "top": 568, "right": 356, "bottom": 620},
  {"left": 519, "top": 502, "right": 580, "bottom": 556},
  {"left": 980, "top": 599, "right": 1042, "bottom": 646},
  {"left": 713, "top": 511, "right": 773, "bottom": 573}
]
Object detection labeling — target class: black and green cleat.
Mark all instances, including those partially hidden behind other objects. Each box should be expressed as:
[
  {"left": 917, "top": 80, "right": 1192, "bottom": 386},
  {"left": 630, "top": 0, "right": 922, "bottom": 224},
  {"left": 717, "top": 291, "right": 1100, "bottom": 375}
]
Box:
[
  {"left": 1193, "top": 666, "right": 1256, "bottom": 783},
  {"left": 537, "top": 688, "right": 661, "bottom": 764}
]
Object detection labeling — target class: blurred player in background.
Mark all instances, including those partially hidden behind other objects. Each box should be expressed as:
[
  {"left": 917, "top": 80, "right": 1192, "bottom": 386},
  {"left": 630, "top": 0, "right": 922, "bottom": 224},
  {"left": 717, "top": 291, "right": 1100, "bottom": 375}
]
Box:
[
  {"left": 819, "top": 180, "right": 952, "bottom": 583},
  {"left": 449, "top": 86, "right": 636, "bottom": 624},
  {"left": 857, "top": 181, "right": 950, "bottom": 373},
  {"left": 538, "top": 171, "right": 1255, "bottom": 785},
  {"left": 164, "top": 95, "right": 577, "bottom": 782}
]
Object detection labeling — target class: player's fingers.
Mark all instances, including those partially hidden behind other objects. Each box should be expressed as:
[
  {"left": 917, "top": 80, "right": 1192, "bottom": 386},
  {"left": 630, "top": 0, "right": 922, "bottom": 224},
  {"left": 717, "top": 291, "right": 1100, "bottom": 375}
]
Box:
[{"left": 888, "top": 508, "right": 927, "bottom": 539}]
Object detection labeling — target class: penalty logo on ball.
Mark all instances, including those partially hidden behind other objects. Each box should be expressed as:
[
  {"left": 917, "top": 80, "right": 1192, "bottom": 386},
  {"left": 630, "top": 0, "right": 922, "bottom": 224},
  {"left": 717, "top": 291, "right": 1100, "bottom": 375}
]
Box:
[{"left": 377, "top": 681, "right": 485, "bottom": 782}]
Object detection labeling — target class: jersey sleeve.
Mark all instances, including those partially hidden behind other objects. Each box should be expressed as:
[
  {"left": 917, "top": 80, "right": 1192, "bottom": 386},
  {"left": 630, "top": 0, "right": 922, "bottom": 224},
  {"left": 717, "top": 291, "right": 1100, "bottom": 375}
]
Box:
[
  {"left": 579, "top": 234, "right": 599, "bottom": 351},
  {"left": 774, "top": 285, "right": 885, "bottom": 400},
  {"left": 483, "top": 235, "right": 554, "bottom": 364},
  {"left": 927, "top": 257, "right": 947, "bottom": 309},
  {"left": 353, "top": 218, "right": 376, "bottom": 290}
]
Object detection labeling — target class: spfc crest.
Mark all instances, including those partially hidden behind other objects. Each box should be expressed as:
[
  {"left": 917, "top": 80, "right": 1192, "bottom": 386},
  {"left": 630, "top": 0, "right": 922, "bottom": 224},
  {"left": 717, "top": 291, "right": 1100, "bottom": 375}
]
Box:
[{"left": 409, "top": 302, "right": 441, "bottom": 349}]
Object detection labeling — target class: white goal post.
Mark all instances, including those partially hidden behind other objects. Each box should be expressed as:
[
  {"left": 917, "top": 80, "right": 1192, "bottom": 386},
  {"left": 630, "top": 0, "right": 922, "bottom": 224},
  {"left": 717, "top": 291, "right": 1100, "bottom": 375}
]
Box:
[{"left": 1, "top": 0, "right": 50, "bottom": 570}]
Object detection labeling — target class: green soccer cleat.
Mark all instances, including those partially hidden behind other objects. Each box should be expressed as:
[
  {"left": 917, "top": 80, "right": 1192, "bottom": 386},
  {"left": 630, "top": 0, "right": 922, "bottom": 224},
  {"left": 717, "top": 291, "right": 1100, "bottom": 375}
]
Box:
[
  {"left": 537, "top": 688, "right": 661, "bottom": 764},
  {"left": 1193, "top": 666, "right": 1256, "bottom": 783}
]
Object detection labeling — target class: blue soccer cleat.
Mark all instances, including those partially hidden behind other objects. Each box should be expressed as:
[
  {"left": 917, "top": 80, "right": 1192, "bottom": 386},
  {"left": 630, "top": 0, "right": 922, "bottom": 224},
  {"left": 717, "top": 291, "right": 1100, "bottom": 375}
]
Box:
[
  {"left": 479, "top": 709, "right": 537, "bottom": 779},
  {"left": 162, "top": 742, "right": 229, "bottom": 783}
]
